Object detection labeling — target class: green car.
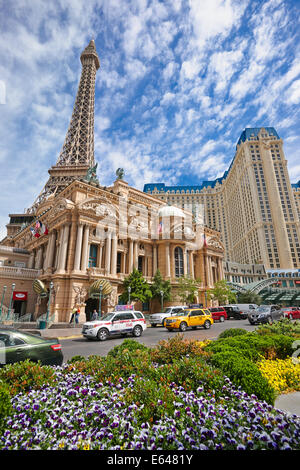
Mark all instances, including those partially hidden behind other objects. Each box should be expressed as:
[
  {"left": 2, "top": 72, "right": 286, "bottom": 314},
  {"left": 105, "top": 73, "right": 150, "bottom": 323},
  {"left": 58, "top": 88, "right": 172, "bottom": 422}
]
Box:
[{"left": 0, "top": 328, "right": 63, "bottom": 366}]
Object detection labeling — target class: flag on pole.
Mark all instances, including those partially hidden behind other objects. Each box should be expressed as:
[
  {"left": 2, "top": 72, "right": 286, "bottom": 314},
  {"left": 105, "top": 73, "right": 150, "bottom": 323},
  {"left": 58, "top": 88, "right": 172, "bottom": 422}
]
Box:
[
  {"left": 158, "top": 221, "right": 163, "bottom": 234},
  {"left": 40, "top": 221, "right": 48, "bottom": 235},
  {"left": 203, "top": 232, "right": 207, "bottom": 247}
]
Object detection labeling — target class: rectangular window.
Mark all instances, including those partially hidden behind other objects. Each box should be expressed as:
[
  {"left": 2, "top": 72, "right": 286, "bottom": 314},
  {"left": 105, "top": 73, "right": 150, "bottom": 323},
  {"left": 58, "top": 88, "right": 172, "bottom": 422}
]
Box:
[{"left": 88, "top": 244, "right": 98, "bottom": 267}]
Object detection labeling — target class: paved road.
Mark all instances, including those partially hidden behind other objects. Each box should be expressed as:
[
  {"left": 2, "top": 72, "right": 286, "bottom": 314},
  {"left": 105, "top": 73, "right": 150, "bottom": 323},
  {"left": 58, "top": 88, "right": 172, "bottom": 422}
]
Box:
[{"left": 60, "top": 319, "right": 256, "bottom": 362}]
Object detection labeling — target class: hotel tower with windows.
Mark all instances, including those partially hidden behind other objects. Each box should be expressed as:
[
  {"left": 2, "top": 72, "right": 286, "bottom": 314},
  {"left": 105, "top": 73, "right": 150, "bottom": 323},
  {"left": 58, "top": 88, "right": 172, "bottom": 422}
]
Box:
[{"left": 144, "top": 127, "right": 300, "bottom": 270}]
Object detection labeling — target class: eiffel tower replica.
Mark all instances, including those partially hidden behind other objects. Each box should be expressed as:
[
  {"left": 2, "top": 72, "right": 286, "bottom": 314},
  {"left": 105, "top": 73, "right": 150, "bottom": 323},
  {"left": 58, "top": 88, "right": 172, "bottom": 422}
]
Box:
[{"left": 29, "top": 40, "right": 100, "bottom": 212}]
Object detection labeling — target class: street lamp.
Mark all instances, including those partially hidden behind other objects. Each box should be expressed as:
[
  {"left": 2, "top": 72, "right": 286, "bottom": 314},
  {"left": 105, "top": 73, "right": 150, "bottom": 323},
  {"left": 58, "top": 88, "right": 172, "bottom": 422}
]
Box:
[
  {"left": 46, "top": 281, "right": 54, "bottom": 327},
  {"left": 204, "top": 291, "right": 208, "bottom": 308},
  {"left": 98, "top": 284, "right": 103, "bottom": 319},
  {"left": 0, "top": 285, "right": 7, "bottom": 322},
  {"left": 6, "top": 283, "right": 16, "bottom": 321},
  {"left": 160, "top": 290, "right": 164, "bottom": 312},
  {"left": 128, "top": 286, "right": 131, "bottom": 305}
]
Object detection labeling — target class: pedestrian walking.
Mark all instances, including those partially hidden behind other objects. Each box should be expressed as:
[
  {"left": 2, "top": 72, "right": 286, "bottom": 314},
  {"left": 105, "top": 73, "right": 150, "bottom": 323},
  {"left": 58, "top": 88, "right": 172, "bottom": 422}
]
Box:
[
  {"left": 91, "top": 309, "right": 98, "bottom": 321},
  {"left": 69, "top": 307, "right": 77, "bottom": 324}
]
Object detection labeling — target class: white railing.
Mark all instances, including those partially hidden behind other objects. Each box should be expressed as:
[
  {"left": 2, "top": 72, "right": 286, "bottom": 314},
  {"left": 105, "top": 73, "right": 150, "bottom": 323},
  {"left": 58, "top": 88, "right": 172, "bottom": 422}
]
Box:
[{"left": 0, "top": 266, "right": 41, "bottom": 279}]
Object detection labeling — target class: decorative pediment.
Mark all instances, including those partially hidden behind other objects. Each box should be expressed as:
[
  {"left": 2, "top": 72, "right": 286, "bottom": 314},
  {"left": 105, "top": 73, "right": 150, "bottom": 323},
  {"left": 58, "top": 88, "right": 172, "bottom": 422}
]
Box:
[
  {"left": 48, "top": 197, "right": 75, "bottom": 220},
  {"left": 79, "top": 197, "right": 118, "bottom": 219},
  {"left": 207, "top": 236, "right": 224, "bottom": 251}
]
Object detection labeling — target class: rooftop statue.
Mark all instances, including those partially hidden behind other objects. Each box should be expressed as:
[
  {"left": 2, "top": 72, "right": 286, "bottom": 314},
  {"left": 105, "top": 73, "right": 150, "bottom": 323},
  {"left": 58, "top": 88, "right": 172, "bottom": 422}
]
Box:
[
  {"left": 85, "top": 163, "right": 99, "bottom": 185},
  {"left": 116, "top": 168, "right": 125, "bottom": 180}
]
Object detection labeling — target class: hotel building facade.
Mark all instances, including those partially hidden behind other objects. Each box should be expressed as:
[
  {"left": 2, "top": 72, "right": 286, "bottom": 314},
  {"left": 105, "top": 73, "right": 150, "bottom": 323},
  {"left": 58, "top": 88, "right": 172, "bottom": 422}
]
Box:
[{"left": 144, "top": 127, "right": 300, "bottom": 270}]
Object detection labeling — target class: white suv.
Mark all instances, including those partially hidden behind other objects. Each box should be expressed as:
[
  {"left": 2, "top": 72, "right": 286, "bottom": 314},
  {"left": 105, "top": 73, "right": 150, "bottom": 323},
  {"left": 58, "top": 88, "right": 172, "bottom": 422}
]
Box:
[
  {"left": 82, "top": 310, "right": 147, "bottom": 341},
  {"left": 149, "top": 306, "right": 186, "bottom": 327}
]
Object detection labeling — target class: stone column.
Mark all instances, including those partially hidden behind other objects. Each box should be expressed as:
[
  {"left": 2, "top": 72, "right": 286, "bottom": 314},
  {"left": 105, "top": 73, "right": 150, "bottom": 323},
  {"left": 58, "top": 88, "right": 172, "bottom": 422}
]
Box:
[
  {"left": 35, "top": 246, "right": 43, "bottom": 270},
  {"left": 128, "top": 240, "right": 134, "bottom": 273},
  {"left": 74, "top": 224, "right": 83, "bottom": 271},
  {"left": 28, "top": 251, "right": 35, "bottom": 269},
  {"left": 98, "top": 242, "right": 103, "bottom": 269},
  {"left": 111, "top": 233, "right": 117, "bottom": 276},
  {"left": 165, "top": 243, "right": 171, "bottom": 278},
  {"left": 207, "top": 255, "right": 213, "bottom": 287},
  {"left": 153, "top": 244, "right": 157, "bottom": 276},
  {"left": 81, "top": 225, "right": 90, "bottom": 272},
  {"left": 183, "top": 248, "right": 188, "bottom": 276},
  {"left": 105, "top": 231, "right": 111, "bottom": 275},
  {"left": 121, "top": 251, "right": 127, "bottom": 273},
  {"left": 57, "top": 224, "right": 70, "bottom": 272},
  {"left": 44, "top": 231, "right": 56, "bottom": 270},
  {"left": 134, "top": 241, "right": 138, "bottom": 269},
  {"left": 189, "top": 251, "right": 194, "bottom": 279}
]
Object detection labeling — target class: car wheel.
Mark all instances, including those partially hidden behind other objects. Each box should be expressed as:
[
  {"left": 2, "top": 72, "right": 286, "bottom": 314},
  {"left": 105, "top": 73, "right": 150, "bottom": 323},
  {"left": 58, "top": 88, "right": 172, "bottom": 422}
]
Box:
[
  {"left": 219, "top": 316, "right": 225, "bottom": 322},
  {"left": 97, "top": 328, "right": 109, "bottom": 341},
  {"left": 162, "top": 319, "right": 166, "bottom": 327},
  {"left": 132, "top": 325, "right": 143, "bottom": 337},
  {"left": 179, "top": 322, "right": 187, "bottom": 332},
  {"left": 248, "top": 320, "right": 255, "bottom": 325},
  {"left": 151, "top": 324, "right": 157, "bottom": 328},
  {"left": 166, "top": 328, "right": 173, "bottom": 332},
  {"left": 203, "top": 320, "right": 211, "bottom": 329}
]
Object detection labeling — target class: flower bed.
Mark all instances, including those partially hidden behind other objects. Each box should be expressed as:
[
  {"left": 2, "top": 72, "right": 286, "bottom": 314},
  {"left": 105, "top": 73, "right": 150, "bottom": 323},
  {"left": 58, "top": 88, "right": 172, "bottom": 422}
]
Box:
[
  {"left": 0, "top": 328, "right": 300, "bottom": 451},
  {"left": 1, "top": 367, "right": 299, "bottom": 450}
]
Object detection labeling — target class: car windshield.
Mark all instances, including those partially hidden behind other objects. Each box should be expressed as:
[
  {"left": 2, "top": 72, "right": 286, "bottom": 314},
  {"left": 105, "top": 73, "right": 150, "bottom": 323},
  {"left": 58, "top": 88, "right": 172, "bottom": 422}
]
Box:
[
  {"left": 164, "top": 308, "right": 172, "bottom": 313},
  {"left": 174, "top": 311, "right": 188, "bottom": 316},
  {"left": 100, "top": 313, "right": 115, "bottom": 321},
  {"left": 256, "top": 306, "right": 269, "bottom": 313}
]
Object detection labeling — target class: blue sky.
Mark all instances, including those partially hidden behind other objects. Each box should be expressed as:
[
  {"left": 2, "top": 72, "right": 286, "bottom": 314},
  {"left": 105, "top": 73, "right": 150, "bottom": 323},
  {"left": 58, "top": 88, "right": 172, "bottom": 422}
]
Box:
[{"left": 0, "top": 0, "right": 300, "bottom": 238}]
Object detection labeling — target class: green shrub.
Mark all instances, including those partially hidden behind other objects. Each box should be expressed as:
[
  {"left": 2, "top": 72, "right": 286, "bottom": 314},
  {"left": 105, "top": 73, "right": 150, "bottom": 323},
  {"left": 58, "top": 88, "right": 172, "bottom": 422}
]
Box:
[
  {"left": 152, "top": 356, "right": 226, "bottom": 396},
  {"left": 210, "top": 352, "right": 276, "bottom": 404},
  {"left": 107, "top": 339, "right": 148, "bottom": 358},
  {"left": 150, "top": 334, "right": 210, "bottom": 364},
  {"left": 218, "top": 328, "right": 248, "bottom": 339},
  {"left": 205, "top": 332, "right": 294, "bottom": 361},
  {"left": 0, "top": 381, "right": 12, "bottom": 430},
  {"left": 0, "top": 360, "right": 56, "bottom": 396},
  {"left": 124, "top": 377, "right": 176, "bottom": 424},
  {"left": 255, "top": 319, "right": 300, "bottom": 338},
  {"left": 67, "top": 355, "right": 87, "bottom": 363}
]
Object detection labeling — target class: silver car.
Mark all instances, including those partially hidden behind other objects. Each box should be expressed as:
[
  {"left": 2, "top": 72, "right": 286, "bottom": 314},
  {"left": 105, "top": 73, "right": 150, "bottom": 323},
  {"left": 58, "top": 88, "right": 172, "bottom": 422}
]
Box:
[{"left": 248, "top": 304, "right": 282, "bottom": 325}]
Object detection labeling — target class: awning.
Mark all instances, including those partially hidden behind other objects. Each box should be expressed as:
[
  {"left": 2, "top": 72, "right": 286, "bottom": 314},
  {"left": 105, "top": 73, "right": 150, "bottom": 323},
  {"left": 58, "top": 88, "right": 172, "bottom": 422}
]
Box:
[
  {"left": 33, "top": 279, "right": 48, "bottom": 296},
  {"left": 89, "top": 279, "right": 112, "bottom": 297}
]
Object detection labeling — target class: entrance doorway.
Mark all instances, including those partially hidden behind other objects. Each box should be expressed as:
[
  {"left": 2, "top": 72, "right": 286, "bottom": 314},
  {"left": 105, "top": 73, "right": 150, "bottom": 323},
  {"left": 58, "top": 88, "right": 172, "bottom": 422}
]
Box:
[{"left": 13, "top": 300, "right": 27, "bottom": 316}]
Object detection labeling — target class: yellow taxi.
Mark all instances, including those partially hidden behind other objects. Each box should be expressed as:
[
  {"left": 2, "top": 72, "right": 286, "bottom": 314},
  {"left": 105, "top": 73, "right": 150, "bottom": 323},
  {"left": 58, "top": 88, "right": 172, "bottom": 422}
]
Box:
[{"left": 165, "top": 307, "right": 213, "bottom": 332}]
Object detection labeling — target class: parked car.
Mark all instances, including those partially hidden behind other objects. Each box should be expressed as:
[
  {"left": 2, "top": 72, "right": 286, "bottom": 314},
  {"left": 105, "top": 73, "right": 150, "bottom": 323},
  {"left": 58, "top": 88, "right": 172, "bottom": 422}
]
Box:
[
  {"left": 0, "top": 328, "right": 63, "bottom": 366},
  {"left": 165, "top": 308, "right": 213, "bottom": 332},
  {"left": 149, "top": 306, "right": 186, "bottom": 327},
  {"left": 231, "top": 303, "right": 258, "bottom": 312},
  {"left": 82, "top": 310, "right": 147, "bottom": 341},
  {"left": 208, "top": 307, "right": 227, "bottom": 322},
  {"left": 248, "top": 304, "right": 282, "bottom": 325},
  {"left": 222, "top": 305, "right": 247, "bottom": 320},
  {"left": 281, "top": 307, "right": 300, "bottom": 320}
]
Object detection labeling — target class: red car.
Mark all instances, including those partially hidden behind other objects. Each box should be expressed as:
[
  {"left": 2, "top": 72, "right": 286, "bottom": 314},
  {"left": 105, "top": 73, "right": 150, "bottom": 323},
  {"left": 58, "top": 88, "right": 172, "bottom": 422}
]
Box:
[
  {"left": 281, "top": 307, "right": 300, "bottom": 320},
  {"left": 208, "top": 307, "right": 227, "bottom": 322}
]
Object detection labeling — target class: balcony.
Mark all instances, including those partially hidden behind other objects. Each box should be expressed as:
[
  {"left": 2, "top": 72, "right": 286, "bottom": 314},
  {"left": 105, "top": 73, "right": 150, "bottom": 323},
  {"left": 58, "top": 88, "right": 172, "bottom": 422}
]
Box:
[{"left": 0, "top": 265, "right": 41, "bottom": 279}]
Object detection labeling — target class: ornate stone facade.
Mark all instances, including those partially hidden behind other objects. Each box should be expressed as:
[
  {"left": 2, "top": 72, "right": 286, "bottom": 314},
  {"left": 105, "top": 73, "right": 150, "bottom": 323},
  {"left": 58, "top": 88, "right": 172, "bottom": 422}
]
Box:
[{"left": 0, "top": 41, "right": 224, "bottom": 322}]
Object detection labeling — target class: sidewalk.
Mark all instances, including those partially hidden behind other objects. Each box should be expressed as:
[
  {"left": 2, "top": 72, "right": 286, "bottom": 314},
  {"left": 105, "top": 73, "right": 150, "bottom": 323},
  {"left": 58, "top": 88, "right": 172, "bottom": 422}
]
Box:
[{"left": 275, "top": 392, "right": 300, "bottom": 417}]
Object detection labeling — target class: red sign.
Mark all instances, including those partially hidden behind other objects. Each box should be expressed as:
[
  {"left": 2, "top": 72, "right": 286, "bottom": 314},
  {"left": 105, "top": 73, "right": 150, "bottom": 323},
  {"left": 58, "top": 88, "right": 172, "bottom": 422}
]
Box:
[
  {"left": 295, "top": 281, "right": 300, "bottom": 285},
  {"left": 13, "top": 291, "right": 27, "bottom": 301}
]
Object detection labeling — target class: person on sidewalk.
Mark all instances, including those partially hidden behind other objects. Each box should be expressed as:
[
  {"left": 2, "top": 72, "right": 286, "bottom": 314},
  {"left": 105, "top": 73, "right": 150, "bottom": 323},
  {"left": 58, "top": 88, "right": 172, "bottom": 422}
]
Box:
[
  {"left": 69, "top": 307, "right": 77, "bottom": 324},
  {"left": 91, "top": 309, "right": 98, "bottom": 321}
]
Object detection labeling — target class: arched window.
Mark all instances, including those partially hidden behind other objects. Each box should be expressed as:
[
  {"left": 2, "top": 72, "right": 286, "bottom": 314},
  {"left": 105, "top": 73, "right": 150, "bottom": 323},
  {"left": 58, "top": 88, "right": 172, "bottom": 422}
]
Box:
[{"left": 174, "top": 246, "right": 184, "bottom": 277}]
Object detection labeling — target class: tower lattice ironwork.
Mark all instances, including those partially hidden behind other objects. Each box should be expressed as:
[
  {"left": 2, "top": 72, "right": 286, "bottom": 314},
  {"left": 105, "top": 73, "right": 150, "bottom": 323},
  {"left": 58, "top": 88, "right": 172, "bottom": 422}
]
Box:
[{"left": 30, "top": 40, "right": 100, "bottom": 211}]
